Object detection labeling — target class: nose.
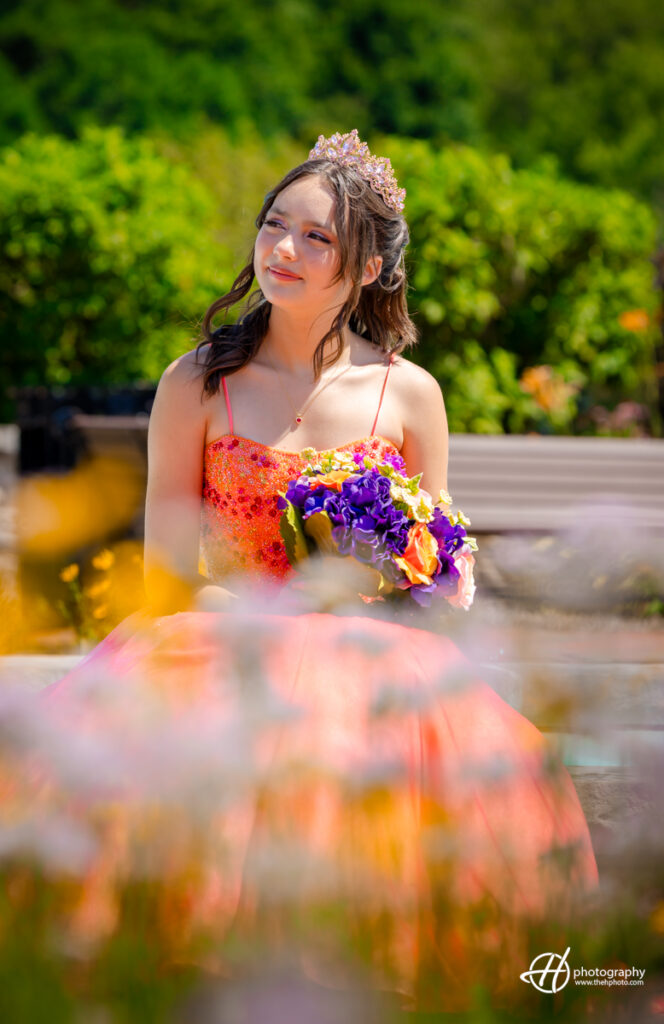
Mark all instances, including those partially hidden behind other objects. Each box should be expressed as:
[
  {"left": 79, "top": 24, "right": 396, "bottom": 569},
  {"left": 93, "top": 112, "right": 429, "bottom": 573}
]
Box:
[{"left": 273, "top": 231, "right": 297, "bottom": 260}]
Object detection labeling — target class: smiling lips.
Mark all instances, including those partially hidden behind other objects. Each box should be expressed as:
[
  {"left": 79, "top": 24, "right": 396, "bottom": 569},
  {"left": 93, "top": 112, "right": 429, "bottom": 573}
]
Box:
[{"left": 268, "top": 266, "right": 302, "bottom": 281}]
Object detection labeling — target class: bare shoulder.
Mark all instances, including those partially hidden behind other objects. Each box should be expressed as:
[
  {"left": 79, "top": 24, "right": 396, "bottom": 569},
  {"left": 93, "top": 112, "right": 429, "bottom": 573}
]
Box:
[
  {"left": 151, "top": 346, "right": 211, "bottom": 421},
  {"left": 149, "top": 346, "right": 210, "bottom": 450},
  {"left": 388, "top": 352, "right": 436, "bottom": 383},
  {"left": 158, "top": 346, "right": 205, "bottom": 389},
  {"left": 388, "top": 353, "right": 446, "bottom": 414},
  {"left": 355, "top": 338, "right": 440, "bottom": 389},
  {"left": 388, "top": 354, "right": 449, "bottom": 494}
]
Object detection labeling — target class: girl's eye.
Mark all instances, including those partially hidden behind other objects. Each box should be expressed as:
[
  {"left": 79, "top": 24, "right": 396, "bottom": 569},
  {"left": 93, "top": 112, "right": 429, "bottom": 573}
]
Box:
[{"left": 264, "top": 219, "right": 329, "bottom": 243}]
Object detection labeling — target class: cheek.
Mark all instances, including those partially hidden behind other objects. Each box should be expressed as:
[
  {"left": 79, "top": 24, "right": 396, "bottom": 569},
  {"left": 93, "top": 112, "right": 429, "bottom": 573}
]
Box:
[
  {"left": 323, "top": 256, "right": 352, "bottom": 296},
  {"left": 316, "top": 248, "right": 341, "bottom": 278},
  {"left": 254, "top": 235, "right": 274, "bottom": 277}
]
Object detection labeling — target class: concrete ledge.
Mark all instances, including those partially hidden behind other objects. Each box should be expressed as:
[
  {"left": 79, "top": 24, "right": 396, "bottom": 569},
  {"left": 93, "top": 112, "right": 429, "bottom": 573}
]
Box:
[
  {"left": 543, "top": 728, "right": 664, "bottom": 767},
  {"left": 478, "top": 659, "right": 664, "bottom": 729},
  {"left": 568, "top": 766, "right": 653, "bottom": 829},
  {"left": 0, "top": 654, "right": 84, "bottom": 692}
]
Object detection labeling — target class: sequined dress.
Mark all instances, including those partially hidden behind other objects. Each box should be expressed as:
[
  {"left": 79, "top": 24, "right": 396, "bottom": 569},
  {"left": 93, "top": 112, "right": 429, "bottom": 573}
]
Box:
[{"left": 41, "top": 356, "right": 600, "bottom": 1011}]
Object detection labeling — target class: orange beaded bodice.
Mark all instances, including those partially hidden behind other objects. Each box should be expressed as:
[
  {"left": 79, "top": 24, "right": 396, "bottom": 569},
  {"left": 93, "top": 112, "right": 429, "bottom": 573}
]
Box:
[
  {"left": 200, "top": 434, "right": 401, "bottom": 586},
  {"left": 199, "top": 355, "right": 399, "bottom": 587}
]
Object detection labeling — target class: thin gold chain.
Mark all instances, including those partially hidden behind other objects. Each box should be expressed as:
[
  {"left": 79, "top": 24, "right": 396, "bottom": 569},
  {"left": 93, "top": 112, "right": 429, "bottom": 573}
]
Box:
[{"left": 264, "top": 349, "right": 355, "bottom": 428}]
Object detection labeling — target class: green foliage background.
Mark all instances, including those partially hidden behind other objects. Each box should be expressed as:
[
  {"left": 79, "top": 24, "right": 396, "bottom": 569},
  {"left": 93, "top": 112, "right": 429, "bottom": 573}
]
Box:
[
  {"left": 0, "top": 0, "right": 662, "bottom": 434},
  {"left": 3, "top": 0, "right": 663, "bottom": 210},
  {"left": 0, "top": 127, "right": 223, "bottom": 405},
  {"left": 389, "top": 137, "right": 659, "bottom": 432}
]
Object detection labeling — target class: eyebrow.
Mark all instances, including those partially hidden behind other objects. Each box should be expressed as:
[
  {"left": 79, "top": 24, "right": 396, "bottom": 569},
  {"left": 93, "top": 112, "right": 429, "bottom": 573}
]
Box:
[{"left": 269, "top": 206, "right": 336, "bottom": 232}]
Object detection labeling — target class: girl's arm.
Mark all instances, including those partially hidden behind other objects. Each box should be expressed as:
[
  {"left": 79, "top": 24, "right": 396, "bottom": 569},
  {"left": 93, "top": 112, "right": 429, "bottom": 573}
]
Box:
[
  {"left": 398, "top": 361, "right": 449, "bottom": 499},
  {"left": 143, "top": 351, "right": 236, "bottom": 611}
]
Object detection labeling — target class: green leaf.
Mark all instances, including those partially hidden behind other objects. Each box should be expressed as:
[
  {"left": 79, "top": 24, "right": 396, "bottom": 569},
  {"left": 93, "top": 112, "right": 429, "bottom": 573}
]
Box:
[
  {"left": 278, "top": 499, "right": 310, "bottom": 565},
  {"left": 303, "top": 510, "right": 337, "bottom": 555}
]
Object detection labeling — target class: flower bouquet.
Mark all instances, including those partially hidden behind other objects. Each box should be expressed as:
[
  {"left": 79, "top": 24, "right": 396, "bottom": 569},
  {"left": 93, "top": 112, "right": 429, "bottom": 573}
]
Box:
[{"left": 277, "top": 446, "right": 477, "bottom": 611}]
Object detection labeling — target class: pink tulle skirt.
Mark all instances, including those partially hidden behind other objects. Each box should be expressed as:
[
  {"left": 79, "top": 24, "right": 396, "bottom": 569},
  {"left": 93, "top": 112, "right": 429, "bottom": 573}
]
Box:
[{"left": 37, "top": 603, "right": 599, "bottom": 1012}]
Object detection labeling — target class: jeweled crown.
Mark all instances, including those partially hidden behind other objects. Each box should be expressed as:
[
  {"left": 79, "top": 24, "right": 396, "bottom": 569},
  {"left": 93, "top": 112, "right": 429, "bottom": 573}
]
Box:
[{"left": 308, "top": 129, "right": 406, "bottom": 214}]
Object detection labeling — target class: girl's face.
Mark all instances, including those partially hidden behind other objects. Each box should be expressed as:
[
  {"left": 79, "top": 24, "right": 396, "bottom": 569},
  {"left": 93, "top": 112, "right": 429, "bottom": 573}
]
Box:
[{"left": 254, "top": 176, "right": 352, "bottom": 315}]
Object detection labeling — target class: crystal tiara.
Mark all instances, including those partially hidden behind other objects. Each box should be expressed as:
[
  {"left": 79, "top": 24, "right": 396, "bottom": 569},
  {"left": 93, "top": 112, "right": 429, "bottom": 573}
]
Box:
[{"left": 307, "top": 129, "right": 406, "bottom": 214}]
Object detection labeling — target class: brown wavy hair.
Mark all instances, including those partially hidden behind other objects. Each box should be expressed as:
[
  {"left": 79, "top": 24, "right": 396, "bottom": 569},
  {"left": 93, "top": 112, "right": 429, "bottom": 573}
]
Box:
[{"left": 196, "top": 156, "right": 418, "bottom": 394}]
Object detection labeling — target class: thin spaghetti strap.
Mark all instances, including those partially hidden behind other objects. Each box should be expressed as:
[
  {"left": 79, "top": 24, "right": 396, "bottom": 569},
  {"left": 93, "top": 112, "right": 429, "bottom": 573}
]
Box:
[
  {"left": 221, "top": 376, "right": 233, "bottom": 435},
  {"left": 370, "top": 352, "right": 395, "bottom": 436}
]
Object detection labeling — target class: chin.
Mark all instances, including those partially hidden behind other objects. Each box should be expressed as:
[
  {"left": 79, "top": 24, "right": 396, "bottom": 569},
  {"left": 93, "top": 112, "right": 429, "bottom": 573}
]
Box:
[{"left": 261, "top": 282, "right": 308, "bottom": 307}]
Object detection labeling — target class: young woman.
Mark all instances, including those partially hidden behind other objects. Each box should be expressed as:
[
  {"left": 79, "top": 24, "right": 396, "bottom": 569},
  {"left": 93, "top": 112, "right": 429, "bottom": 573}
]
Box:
[
  {"left": 45, "top": 131, "right": 599, "bottom": 1012},
  {"left": 143, "top": 133, "right": 446, "bottom": 611}
]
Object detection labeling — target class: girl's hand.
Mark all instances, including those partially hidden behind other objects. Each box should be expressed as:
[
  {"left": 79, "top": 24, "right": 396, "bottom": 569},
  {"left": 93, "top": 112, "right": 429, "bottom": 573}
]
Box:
[
  {"left": 194, "top": 584, "right": 239, "bottom": 612},
  {"left": 282, "top": 555, "right": 383, "bottom": 610}
]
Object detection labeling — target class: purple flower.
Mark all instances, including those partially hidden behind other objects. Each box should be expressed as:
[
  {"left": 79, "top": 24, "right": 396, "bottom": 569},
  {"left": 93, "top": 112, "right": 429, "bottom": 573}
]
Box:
[
  {"left": 408, "top": 582, "right": 438, "bottom": 607},
  {"left": 387, "top": 453, "right": 407, "bottom": 473},
  {"left": 341, "top": 471, "right": 390, "bottom": 509},
  {"left": 355, "top": 451, "right": 406, "bottom": 474},
  {"left": 277, "top": 476, "right": 311, "bottom": 509},
  {"left": 428, "top": 507, "right": 467, "bottom": 555},
  {"left": 300, "top": 487, "right": 332, "bottom": 519},
  {"left": 431, "top": 549, "right": 462, "bottom": 593}
]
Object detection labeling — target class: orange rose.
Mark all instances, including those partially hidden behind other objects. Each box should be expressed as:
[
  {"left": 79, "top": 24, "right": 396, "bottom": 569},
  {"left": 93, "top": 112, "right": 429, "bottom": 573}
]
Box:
[
  {"left": 309, "top": 470, "right": 350, "bottom": 492},
  {"left": 393, "top": 522, "right": 439, "bottom": 585}
]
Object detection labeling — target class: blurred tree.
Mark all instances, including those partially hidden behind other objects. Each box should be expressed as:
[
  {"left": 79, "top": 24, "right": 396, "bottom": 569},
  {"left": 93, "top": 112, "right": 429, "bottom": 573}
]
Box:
[
  {"left": 464, "top": 0, "right": 664, "bottom": 212},
  {"left": 0, "top": 120, "right": 659, "bottom": 435},
  {"left": 385, "top": 136, "right": 660, "bottom": 434},
  {"left": 159, "top": 125, "right": 662, "bottom": 435},
  {"left": 0, "top": 125, "right": 226, "bottom": 416},
  {"left": 151, "top": 122, "right": 305, "bottom": 270},
  {"left": 303, "top": 0, "right": 481, "bottom": 143},
  {"left": 0, "top": 0, "right": 480, "bottom": 147},
  {"left": 2, "top": 0, "right": 663, "bottom": 212}
]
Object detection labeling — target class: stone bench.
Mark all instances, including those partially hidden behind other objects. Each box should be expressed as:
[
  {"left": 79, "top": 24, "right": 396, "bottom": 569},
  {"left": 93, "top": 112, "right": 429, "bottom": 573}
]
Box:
[{"left": 448, "top": 432, "right": 664, "bottom": 534}]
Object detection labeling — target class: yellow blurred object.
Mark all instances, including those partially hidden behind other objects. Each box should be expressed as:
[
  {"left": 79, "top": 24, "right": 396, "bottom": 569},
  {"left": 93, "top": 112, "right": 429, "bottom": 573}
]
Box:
[
  {"left": 85, "top": 540, "right": 145, "bottom": 633},
  {"left": 23, "top": 538, "right": 147, "bottom": 648},
  {"left": 84, "top": 578, "right": 112, "bottom": 599},
  {"left": 650, "top": 901, "right": 664, "bottom": 934},
  {"left": 16, "top": 455, "right": 143, "bottom": 558},
  {"left": 143, "top": 561, "right": 196, "bottom": 617},
  {"left": 0, "top": 574, "right": 27, "bottom": 654},
  {"left": 92, "top": 549, "right": 116, "bottom": 571}
]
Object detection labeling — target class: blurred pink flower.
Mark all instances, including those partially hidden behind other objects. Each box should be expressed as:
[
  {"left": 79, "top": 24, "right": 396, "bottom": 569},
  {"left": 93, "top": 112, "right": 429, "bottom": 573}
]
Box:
[{"left": 447, "top": 545, "right": 476, "bottom": 610}]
